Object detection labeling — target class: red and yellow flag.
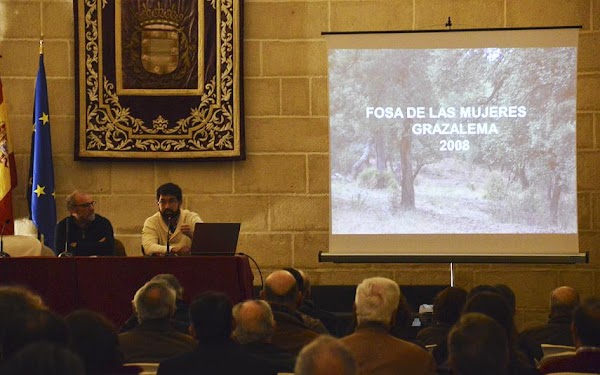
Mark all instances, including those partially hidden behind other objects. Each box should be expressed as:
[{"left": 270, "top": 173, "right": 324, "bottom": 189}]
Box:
[{"left": 0, "top": 78, "right": 17, "bottom": 234}]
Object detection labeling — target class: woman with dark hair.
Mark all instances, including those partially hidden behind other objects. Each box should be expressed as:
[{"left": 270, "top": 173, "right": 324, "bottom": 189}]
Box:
[{"left": 416, "top": 286, "right": 467, "bottom": 365}]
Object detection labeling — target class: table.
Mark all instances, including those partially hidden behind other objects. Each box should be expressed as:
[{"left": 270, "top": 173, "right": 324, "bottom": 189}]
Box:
[{"left": 0, "top": 256, "right": 254, "bottom": 325}]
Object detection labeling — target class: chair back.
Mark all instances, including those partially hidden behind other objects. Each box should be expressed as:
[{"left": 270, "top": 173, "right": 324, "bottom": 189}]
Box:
[
  {"left": 541, "top": 343, "right": 576, "bottom": 359},
  {"left": 114, "top": 238, "right": 126, "bottom": 256},
  {"left": 124, "top": 362, "right": 159, "bottom": 375}
]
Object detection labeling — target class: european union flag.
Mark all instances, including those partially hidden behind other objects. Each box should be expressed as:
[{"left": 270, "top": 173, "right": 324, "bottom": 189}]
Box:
[{"left": 28, "top": 52, "right": 57, "bottom": 253}]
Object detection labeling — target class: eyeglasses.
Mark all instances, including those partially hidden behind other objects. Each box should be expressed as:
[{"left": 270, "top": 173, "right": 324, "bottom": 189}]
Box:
[
  {"left": 158, "top": 198, "right": 179, "bottom": 205},
  {"left": 74, "top": 201, "right": 96, "bottom": 208}
]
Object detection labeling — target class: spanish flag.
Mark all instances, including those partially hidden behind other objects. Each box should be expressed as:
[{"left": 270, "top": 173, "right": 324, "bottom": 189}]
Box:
[{"left": 0, "top": 78, "right": 17, "bottom": 234}]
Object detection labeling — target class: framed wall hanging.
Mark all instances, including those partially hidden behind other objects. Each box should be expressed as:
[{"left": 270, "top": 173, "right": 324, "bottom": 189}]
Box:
[{"left": 74, "top": 0, "right": 244, "bottom": 160}]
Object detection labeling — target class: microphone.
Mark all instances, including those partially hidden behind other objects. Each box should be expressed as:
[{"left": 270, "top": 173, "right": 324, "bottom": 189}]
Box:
[
  {"left": 164, "top": 216, "right": 178, "bottom": 257},
  {"left": 65, "top": 216, "right": 69, "bottom": 253},
  {"left": 58, "top": 218, "right": 74, "bottom": 258},
  {"left": 0, "top": 219, "right": 11, "bottom": 258},
  {"left": 168, "top": 219, "right": 177, "bottom": 233}
]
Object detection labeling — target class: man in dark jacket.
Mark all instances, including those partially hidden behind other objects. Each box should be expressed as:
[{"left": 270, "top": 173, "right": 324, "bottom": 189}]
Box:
[
  {"left": 519, "top": 286, "right": 580, "bottom": 347},
  {"left": 260, "top": 270, "right": 319, "bottom": 355},
  {"left": 54, "top": 191, "right": 115, "bottom": 256},
  {"left": 118, "top": 281, "right": 197, "bottom": 363},
  {"left": 158, "top": 292, "right": 275, "bottom": 375},
  {"left": 232, "top": 299, "right": 295, "bottom": 373}
]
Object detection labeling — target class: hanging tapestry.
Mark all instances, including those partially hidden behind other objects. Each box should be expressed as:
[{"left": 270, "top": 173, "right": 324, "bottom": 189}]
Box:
[{"left": 74, "top": 0, "right": 244, "bottom": 160}]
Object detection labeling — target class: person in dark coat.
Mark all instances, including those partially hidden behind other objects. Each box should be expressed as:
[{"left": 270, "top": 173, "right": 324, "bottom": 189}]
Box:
[
  {"left": 118, "top": 281, "right": 197, "bottom": 363},
  {"left": 232, "top": 299, "right": 295, "bottom": 373},
  {"left": 259, "top": 270, "right": 319, "bottom": 356},
  {"left": 538, "top": 297, "right": 600, "bottom": 374},
  {"left": 519, "top": 286, "right": 579, "bottom": 348},
  {"left": 54, "top": 191, "right": 115, "bottom": 256},
  {"left": 158, "top": 292, "right": 275, "bottom": 375}
]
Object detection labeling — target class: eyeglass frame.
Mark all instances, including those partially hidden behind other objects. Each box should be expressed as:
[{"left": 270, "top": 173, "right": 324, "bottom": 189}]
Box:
[{"left": 73, "top": 201, "right": 96, "bottom": 208}]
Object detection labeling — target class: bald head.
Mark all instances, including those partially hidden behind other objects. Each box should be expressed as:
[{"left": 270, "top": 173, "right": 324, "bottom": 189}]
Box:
[
  {"left": 550, "top": 286, "right": 580, "bottom": 318},
  {"left": 262, "top": 270, "right": 299, "bottom": 308},
  {"left": 133, "top": 281, "right": 176, "bottom": 323},
  {"left": 266, "top": 270, "right": 297, "bottom": 295},
  {"left": 232, "top": 300, "right": 275, "bottom": 344},
  {"left": 295, "top": 335, "right": 357, "bottom": 375}
]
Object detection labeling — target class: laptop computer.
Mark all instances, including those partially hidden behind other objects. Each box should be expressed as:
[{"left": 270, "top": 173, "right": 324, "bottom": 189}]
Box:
[{"left": 190, "top": 222, "right": 241, "bottom": 255}]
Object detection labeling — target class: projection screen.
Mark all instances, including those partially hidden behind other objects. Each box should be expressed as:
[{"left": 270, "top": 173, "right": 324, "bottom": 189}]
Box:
[{"left": 325, "top": 27, "right": 580, "bottom": 259}]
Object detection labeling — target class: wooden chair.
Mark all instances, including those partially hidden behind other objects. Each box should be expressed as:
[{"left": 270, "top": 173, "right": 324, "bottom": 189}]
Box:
[{"left": 114, "top": 238, "right": 127, "bottom": 256}]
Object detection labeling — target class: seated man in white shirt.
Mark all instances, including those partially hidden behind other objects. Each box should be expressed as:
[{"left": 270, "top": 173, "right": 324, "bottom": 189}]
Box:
[
  {"left": 6, "top": 217, "right": 54, "bottom": 256},
  {"left": 142, "top": 183, "right": 202, "bottom": 256}
]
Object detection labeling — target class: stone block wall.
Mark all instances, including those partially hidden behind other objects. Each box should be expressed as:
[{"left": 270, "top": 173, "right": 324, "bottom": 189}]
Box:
[{"left": 0, "top": 0, "right": 599, "bottom": 328}]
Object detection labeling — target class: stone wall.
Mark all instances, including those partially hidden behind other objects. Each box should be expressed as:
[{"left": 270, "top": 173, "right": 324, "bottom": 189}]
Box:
[{"left": 0, "top": 0, "right": 599, "bottom": 328}]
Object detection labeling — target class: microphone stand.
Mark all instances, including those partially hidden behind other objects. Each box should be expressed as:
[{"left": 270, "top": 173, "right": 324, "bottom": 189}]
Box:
[
  {"left": 0, "top": 219, "right": 12, "bottom": 258},
  {"left": 58, "top": 217, "right": 74, "bottom": 257},
  {"left": 165, "top": 216, "right": 177, "bottom": 256}
]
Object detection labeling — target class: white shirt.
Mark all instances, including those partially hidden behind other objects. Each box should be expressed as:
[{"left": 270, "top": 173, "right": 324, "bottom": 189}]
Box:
[{"left": 141, "top": 209, "right": 203, "bottom": 255}]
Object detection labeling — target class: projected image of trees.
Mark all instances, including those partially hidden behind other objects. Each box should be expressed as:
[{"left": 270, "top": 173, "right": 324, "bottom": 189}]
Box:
[{"left": 329, "top": 47, "right": 577, "bottom": 235}]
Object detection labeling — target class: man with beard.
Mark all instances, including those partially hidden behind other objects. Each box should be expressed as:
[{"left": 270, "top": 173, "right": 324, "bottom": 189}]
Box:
[
  {"left": 142, "top": 182, "right": 202, "bottom": 255},
  {"left": 54, "top": 191, "right": 115, "bottom": 256}
]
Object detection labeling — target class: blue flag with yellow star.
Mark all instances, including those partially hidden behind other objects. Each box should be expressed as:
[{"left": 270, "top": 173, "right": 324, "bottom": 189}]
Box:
[{"left": 28, "top": 53, "right": 57, "bottom": 253}]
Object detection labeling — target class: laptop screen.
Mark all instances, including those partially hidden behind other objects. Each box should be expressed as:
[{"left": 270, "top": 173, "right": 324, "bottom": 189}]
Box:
[{"left": 190, "top": 223, "right": 241, "bottom": 255}]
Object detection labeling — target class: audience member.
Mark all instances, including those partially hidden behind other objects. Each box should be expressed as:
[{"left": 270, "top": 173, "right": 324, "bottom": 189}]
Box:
[
  {"left": 0, "top": 341, "right": 85, "bottom": 375},
  {"left": 118, "top": 281, "right": 197, "bottom": 363},
  {"left": 120, "top": 274, "right": 190, "bottom": 333},
  {"left": 462, "top": 291, "right": 538, "bottom": 375},
  {"left": 416, "top": 286, "right": 467, "bottom": 365},
  {"left": 150, "top": 274, "right": 189, "bottom": 320},
  {"left": 0, "top": 286, "right": 68, "bottom": 360},
  {"left": 232, "top": 299, "right": 295, "bottom": 373},
  {"left": 3, "top": 308, "right": 69, "bottom": 360},
  {"left": 340, "top": 277, "right": 436, "bottom": 375},
  {"left": 390, "top": 292, "right": 420, "bottom": 341},
  {"left": 0, "top": 285, "right": 46, "bottom": 322},
  {"left": 538, "top": 297, "right": 600, "bottom": 374},
  {"left": 0, "top": 286, "right": 45, "bottom": 349},
  {"left": 295, "top": 335, "right": 357, "bottom": 375},
  {"left": 158, "top": 291, "right": 275, "bottom": 375},
  {"left": 519, "top": 286, "right": 580, "bottom": 348},
  {"left": 283, "top": 267, "right": 329, "bottom": 334},
  {"left": 66, "top": 309, "right": 137, "bottom": 375},
  {"left": 448, "top": 313, "right": 509, "bottom": 375},
  {"left": 467, "top": 284, "right": 499, "bottom": 299},
  {"left": 495, "top": 284, "right": 517, "bottom": 316},
  {"left": 260, "top": 270, "right": 319, "bottom": 355},
  {"left": 142, "top": 182, "right": 202, "bottom": 255},
  {"left": 294, "top": 268, "right": 347, "bottom": 337},
  {"left": 417, "top": 286, "right": 467, "bottom": 346},
  {"left": 493, "top": 284, "right": 542, "bottom": 362},
  {"left": 54, "top": 191, "right": 115, "bottom": 256}
]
